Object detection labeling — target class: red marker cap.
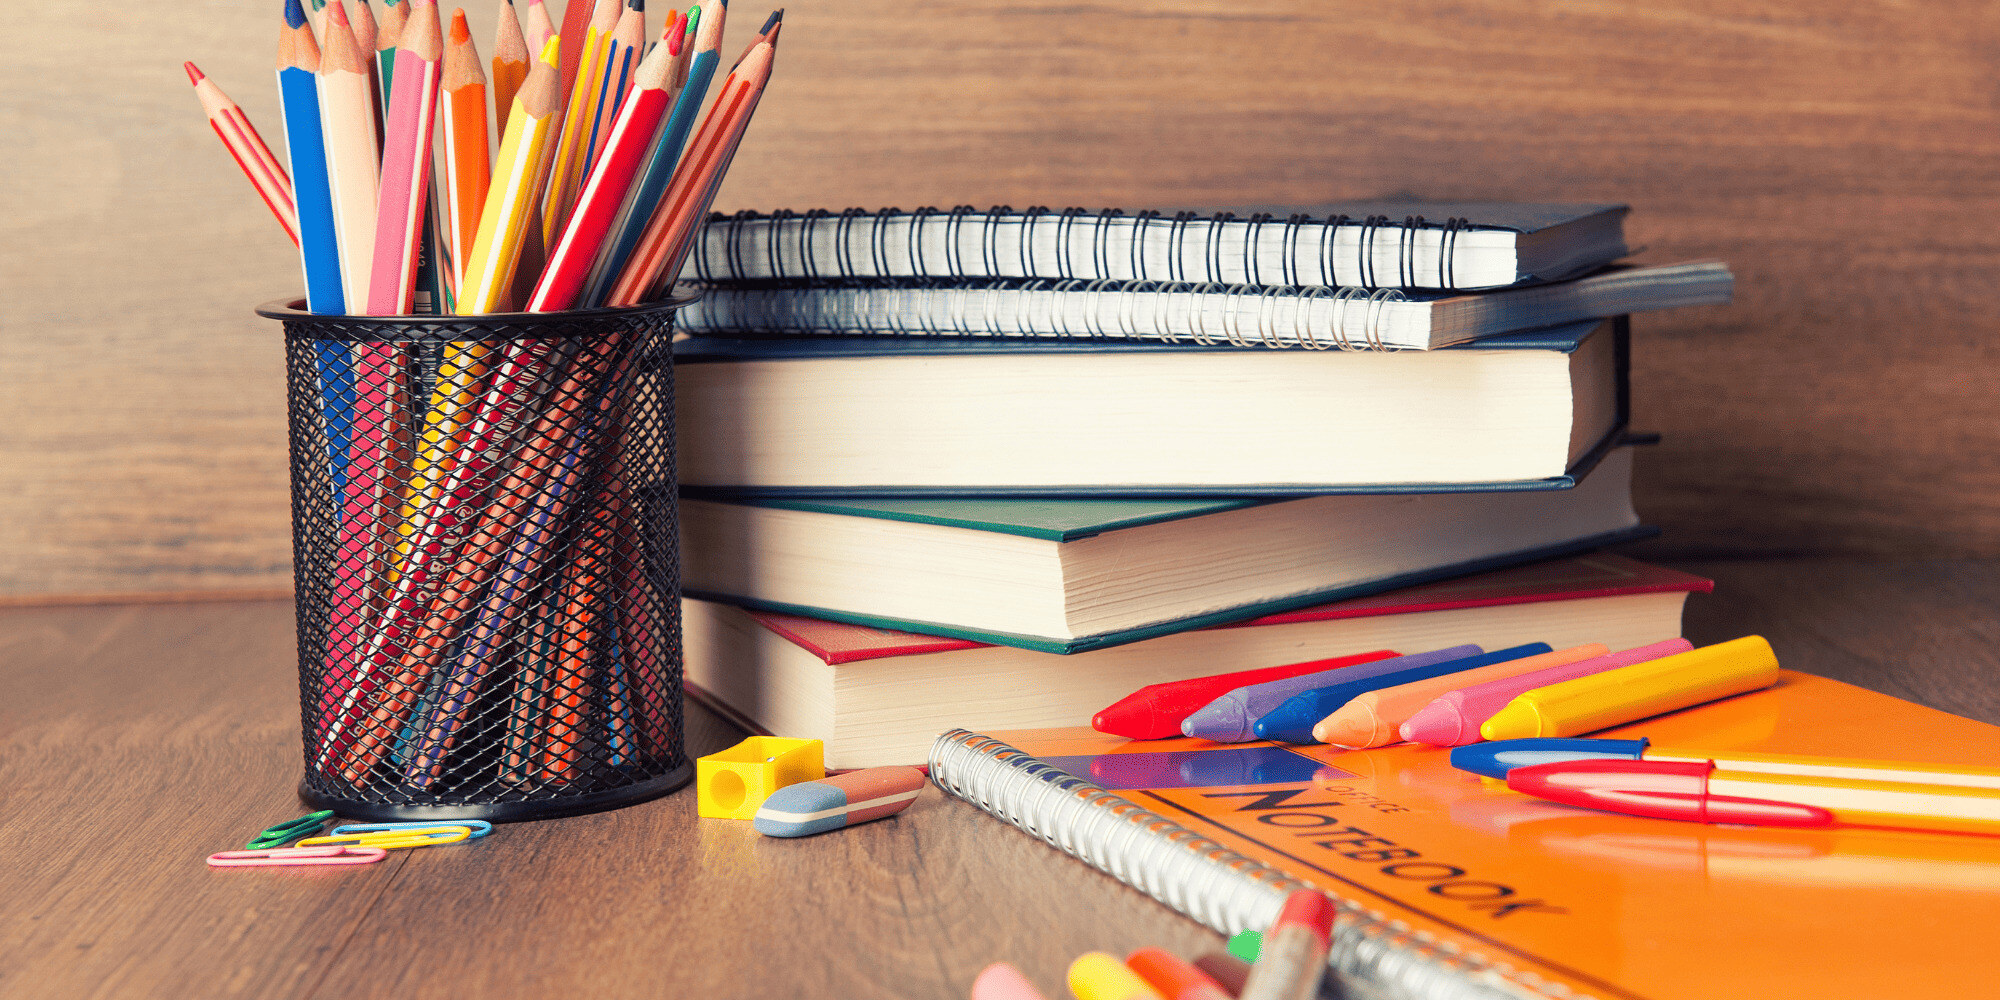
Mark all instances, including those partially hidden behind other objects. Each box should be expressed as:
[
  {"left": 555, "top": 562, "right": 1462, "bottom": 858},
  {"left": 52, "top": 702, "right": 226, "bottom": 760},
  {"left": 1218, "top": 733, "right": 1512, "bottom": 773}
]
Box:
[
  {"left": 1273, "top": 889, "right": 1336, "bottom": 948},
  {"left": 1508, "top": 759, "right": 1833, "bottom": 827}
]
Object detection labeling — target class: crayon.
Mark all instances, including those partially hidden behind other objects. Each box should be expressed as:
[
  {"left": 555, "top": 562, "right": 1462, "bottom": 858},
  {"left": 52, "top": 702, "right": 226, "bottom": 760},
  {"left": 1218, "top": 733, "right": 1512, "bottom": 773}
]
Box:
[
  {"left": 1254, "top": 644, "right": 1552, "bottom": 745},
  {"left": 1069, "top": 952, "right": 1165, "bottom": 1000},
  {"left": 1311, "top": 643, "right": 1608, "bottom": 748},
  {"left": 1093, "top": 651, "right": 1399, "bottom": 741},
  {"left": 1479, "top": 635, "right": 1780, "bottom": 741},
  {"left": 1180, "top": 646, "right": 1481, "bottom": 744},
  {"left": 1399, "top": 638, "right": 1692, "bottom": 747}
]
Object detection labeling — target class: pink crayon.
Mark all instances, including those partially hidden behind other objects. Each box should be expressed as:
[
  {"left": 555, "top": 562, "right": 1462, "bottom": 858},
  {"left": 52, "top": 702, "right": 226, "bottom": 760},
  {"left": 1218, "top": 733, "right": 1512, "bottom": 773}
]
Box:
[{"left": 1399, "top": 638, "right": 1694, "bottom": 746}]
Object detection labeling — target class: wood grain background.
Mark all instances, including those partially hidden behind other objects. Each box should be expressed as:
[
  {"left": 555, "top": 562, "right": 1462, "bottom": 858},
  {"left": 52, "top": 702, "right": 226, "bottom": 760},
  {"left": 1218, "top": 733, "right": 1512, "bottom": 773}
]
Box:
[{"left": 5, "top": 1, "right": 1997, "bottom": 598}]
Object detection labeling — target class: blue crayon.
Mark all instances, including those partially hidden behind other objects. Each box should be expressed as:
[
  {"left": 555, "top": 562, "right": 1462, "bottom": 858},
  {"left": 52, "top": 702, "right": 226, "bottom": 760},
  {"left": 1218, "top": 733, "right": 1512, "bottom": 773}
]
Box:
[
  {"left": 1182, "top": 646, "right": 1482, "bottom": 744},
  {"left": 1253, "top": 643, "right": 1554, "bottom": 744}
]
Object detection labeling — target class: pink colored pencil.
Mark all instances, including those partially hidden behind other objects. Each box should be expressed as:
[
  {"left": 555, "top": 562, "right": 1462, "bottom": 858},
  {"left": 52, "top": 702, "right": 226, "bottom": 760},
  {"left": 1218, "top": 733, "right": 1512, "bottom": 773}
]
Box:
[
  {"left": 1400, "top": 637, "right": 1696, "bottom": 746},
  {"left": 366, "top": 0, "right": 443, "bottom": 315},
  {"left": 527, "top": 35, "right": 677, "bottom": 311}
]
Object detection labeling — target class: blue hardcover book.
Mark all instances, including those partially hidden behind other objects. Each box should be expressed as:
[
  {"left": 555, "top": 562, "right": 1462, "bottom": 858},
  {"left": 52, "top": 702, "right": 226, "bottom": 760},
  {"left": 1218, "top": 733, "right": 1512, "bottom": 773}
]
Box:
[{"left": 675, "top": 317, "right": 1633, "bottom": 498}]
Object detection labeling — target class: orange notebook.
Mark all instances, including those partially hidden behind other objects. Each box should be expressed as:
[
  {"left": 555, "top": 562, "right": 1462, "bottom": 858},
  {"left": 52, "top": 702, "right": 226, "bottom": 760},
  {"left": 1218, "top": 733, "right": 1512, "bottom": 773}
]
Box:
[{"left": 929, "top": 671, "right": 2000, "bottom": 1000}]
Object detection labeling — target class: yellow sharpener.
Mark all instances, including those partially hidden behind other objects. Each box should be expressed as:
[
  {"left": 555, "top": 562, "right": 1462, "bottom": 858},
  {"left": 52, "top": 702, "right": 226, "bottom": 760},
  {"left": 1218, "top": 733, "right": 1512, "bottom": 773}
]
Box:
[{"left": 696, "top": 737, "right": 825, "bottom": 820}]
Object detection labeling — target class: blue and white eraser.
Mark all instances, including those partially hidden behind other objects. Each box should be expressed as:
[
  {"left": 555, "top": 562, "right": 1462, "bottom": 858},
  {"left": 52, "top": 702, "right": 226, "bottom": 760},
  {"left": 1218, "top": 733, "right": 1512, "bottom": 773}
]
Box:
[{"left": 752, "top": 766, "right": 926, "bottom": 838}]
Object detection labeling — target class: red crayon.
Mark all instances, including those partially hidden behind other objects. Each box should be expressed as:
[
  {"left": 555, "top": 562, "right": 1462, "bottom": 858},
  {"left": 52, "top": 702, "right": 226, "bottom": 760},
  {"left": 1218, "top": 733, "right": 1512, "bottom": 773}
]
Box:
[
  {"left": 1092, "top": 651, "right": 1399, "bottom": 740},
  {"left": 1240, "top": 890, "right": 1335, "bottom": 1000}
]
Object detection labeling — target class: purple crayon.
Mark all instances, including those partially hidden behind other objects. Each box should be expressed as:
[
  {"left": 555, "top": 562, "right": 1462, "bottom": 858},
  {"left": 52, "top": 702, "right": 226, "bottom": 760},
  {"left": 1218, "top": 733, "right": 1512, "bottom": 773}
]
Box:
[{"left": 1181, "top": 645, "right": 1483, "bottom": 743}]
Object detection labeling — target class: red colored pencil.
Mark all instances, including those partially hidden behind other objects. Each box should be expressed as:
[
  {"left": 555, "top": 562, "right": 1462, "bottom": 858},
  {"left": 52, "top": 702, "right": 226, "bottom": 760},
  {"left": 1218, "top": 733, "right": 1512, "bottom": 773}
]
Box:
[
  {"left": 186, "top": 62, "right": 298, "bottom": 246},
  {"left": 1091, "top": 650, "right": 1401, "bottom": 740},
  {"left": 527, "top": 34, "right": 677, "bottom": 311}
]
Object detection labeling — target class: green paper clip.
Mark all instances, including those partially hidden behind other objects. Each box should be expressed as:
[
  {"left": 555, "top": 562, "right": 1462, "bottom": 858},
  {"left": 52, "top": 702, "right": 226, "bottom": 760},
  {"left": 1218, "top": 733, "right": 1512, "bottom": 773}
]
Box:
[{"left": 245, "top": 810, "right": 336, "bottom": 850}]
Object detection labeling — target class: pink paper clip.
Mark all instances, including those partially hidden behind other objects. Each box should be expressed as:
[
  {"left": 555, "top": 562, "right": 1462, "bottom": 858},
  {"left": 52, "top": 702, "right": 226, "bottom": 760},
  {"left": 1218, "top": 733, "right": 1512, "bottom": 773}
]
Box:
[{"left": 207, "top": 845, "right": 389, "bottom": 867}]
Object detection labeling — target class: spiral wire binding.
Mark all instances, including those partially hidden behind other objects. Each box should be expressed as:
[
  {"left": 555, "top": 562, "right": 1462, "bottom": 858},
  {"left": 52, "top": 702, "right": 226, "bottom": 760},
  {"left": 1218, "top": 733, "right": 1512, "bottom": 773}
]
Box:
[
  {"left": 1092, "top": 209, "right": 1123, "bottom": 280},
  {"left": 929, "top": 731, "right": 1561, "bottom": 1000},
  {"left": 692, "top": 208, "right": 1500, "bottom": 289}
]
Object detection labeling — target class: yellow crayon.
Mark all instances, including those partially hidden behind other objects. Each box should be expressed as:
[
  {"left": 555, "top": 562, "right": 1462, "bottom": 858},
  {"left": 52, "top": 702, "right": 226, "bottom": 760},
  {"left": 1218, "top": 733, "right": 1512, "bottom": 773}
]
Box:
[
  {"left": 1067, "top": 952, "right": 1165, "bottom": 1000},
  {"left": 1480, "top": 635, "right": 1779, "bottom": 741}
]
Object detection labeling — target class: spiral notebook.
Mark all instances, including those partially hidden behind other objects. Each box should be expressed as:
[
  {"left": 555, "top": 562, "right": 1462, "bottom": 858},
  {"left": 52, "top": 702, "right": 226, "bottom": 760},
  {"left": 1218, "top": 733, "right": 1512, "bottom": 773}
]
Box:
[
  {"left": 930, "top": 672, "right": 2000, "bottom": 1000},
  {"left": 674, "top": 261, "right": 1733, "bottom": 352},
  {"left": 681, "top": 202, "right": 1632, "bottom": 290}
]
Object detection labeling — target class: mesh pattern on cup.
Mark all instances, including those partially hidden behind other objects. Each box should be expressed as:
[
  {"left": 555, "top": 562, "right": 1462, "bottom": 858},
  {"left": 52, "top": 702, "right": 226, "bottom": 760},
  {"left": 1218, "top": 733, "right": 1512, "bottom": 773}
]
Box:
[{"left": 267, "top": 301, "right": 687, "bottom": 815}]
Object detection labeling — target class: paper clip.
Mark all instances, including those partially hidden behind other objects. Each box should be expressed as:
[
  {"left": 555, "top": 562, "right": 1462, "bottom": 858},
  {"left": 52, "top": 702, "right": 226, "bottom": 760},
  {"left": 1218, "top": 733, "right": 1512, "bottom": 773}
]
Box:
[
  {"left": 208, "top": 845, "right": 387, "bottom": 867},
  {"left": 245, "top": 810, "right": 336, "bottom": 850},
  {"left": 296, "top": 826, "right": 473, "bottom": 850},
  {"left": 331, "top": 820, "right": 493, "bottom": 840}
]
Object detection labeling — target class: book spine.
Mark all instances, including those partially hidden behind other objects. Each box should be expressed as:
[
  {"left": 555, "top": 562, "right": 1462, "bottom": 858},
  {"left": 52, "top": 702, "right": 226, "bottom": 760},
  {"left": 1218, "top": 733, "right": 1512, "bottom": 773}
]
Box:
[
  {"left": 684, "top": 209, "right": 1482, "bottom": 289},
  {"left": 928, "top": 730, "right": 1566, "bottom": 1000}
]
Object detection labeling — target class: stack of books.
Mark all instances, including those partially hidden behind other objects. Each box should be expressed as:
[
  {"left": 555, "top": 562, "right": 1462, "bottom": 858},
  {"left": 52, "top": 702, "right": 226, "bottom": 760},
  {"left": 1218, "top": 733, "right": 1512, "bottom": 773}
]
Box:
[{"left": 668, "top": 202, "right": 1731, "bottom": 767}]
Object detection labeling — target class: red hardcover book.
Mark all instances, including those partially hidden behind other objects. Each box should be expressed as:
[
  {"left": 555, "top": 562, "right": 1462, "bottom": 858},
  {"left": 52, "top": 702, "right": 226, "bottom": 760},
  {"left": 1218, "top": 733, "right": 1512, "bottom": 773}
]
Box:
[{"left": 684, "top": 554, "right": 1712, "bottom": 768}]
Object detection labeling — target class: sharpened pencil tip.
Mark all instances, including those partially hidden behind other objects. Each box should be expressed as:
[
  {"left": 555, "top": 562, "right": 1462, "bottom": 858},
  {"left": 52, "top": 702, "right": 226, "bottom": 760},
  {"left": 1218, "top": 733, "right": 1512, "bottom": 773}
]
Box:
[
  {"left": 285, "top": 0, "right": 308, "bottom": 29},
  {"left": 629, "top": 0, "right": 644, "bottom": 10},
  {"left": 326, "top": 0, "right": 350, "bottom": 27},
  {"left": 754, "top": 9, "right": 777, "bottom": 34},
  {"left": 449, "top": 6, "right": 470, "bottom": 42},
  {"left": 184, "top": 61, "right": 205, "bottom": 85}
]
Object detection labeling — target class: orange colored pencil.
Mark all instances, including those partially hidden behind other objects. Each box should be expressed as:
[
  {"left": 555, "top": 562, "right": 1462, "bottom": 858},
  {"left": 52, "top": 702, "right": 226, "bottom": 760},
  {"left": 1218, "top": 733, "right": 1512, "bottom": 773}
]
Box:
[
  {"left": 185, "top": 62, "right": 298, "bottom": 246},
  {"left": 607, "top": 36, "right": 774, "bottom": 306},
  {"left": 491, "top": 0, "right": 530, "bottom": 132},
  {"left": 441, "top": 8, "right": 490, "bottom": 290},
  {"left": 539, "top": 524, "right": 606, "bottom": 784}
]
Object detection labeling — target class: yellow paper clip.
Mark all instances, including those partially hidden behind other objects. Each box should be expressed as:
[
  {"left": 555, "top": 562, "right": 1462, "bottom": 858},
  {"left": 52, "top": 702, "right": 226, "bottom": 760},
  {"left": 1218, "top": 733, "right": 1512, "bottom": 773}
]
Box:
[{"left": 297, "top": 825, "right": 473, "bottom": 850}]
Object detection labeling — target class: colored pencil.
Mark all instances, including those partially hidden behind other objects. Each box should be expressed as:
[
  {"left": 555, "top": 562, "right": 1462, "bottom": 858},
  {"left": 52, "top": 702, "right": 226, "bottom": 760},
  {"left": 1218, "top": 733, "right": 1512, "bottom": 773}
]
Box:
[
  {"left": 491, "top": 0, "right": 530, "bottom": 133},
  {"left": 539, "top": 522, "right": 605, "bottom": 783},
  {"left": 274, "top": 5, "right": 336, "bottom": 306},
  {"left": 441, "top": 7, "right": 490, "bottom": 289},
  {"left": 578, "top": 0, "right": 715, "bottom": 306},
  {"left": 522, "top": 0, "right": 558, "bottom": 74},
  {"left": 366, "top": 0, "right": 443, "bottom": 316},
  {"left": 557, "top": 0, "right": 595, "bottom": 98},
  {"left": 273, "top": 3, "right": 356, "bottom": 514},
  {"left": 583, "top": 0, "right": 646, "bottom": 179},
  {"left": 647, "top": 23, "right": 779, "bottom": 297},
  {"left": 541, "top": 0, "right": 621, "bottom": 247},
  {"left": 348, "top": 0, "right": 381, "bottom": 136},
  {"left": 501, "top": 585, "right": 564, "bottom": 785},
  {"left": 608, "top": 34, "right": 774, "bottom": 306},
  {"left": 529, "top": 35, "right": 676, "bottom": 311},
  {"left": 332, "top": 328, "right": 575, "bottom": 779},
  {"left": 310, "top": 0, "right": 330, "bottom": 32},
  {"left": 318, "top": 0, "right": 380, "bottom": 316},
  {"left": 459, "top": 36, "right": 564, "bottom": 314},
  {"left": 327, "top": 41, "right": 568, "bottom": 777},
  {"left": 404, "top": 336, "right": 635, "bottom": 785},
  {"left": 186, "top": 62, "right": 298, "bottom": 248},
  {"left": 732, "top": 7, "right": 781, "bottom": 69}
]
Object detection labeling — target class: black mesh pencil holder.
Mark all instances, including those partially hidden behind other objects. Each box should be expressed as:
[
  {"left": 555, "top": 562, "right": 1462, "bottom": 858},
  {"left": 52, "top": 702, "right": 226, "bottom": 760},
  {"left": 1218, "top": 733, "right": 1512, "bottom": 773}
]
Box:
[{"left": 258, "top": 293, "right": 698, "bottom": 822}]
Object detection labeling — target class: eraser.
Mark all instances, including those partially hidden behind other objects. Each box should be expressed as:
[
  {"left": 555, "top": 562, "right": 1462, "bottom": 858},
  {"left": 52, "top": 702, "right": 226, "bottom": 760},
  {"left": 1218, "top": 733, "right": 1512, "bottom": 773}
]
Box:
[{"left": 753, "top": 765, "right": 925, "bottom": 837}]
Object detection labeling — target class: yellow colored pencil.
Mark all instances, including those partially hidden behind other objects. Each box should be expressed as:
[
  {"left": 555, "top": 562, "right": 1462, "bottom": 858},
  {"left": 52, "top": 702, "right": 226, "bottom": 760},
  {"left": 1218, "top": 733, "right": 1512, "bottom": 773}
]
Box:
[
  {"left": 459, "top": 36, "right": 563, "bottom": 314},
  {"left": 539, "top": 0, "right": 620, "bottom": 247}
]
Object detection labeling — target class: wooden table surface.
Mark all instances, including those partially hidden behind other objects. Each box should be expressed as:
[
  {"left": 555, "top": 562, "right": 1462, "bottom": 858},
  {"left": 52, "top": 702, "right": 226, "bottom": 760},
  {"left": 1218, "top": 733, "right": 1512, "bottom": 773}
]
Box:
[{"left": 6, "top": 557, "right": 1998, "bottom": 999}]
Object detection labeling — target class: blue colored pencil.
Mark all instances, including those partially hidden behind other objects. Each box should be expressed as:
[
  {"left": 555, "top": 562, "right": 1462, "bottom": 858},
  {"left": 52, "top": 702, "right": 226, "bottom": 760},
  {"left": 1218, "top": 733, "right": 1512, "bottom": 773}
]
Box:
[
  {"left": 577, "top": 2, "right": 721, "bottom": 307},
  {"left": 279, "top": 0, "right": 355, "bottom": 495}
]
